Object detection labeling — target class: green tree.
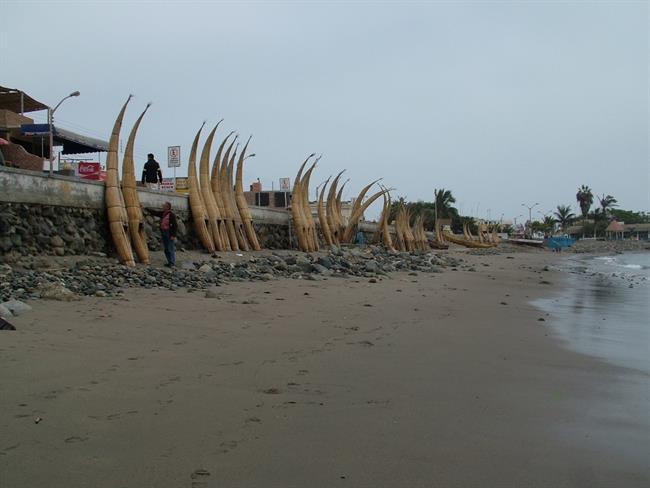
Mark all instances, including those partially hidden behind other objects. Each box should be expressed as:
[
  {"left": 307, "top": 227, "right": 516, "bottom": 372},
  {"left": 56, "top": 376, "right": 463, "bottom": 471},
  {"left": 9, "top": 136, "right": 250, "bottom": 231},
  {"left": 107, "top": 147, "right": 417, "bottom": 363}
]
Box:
[
  {"left": 592, "top": 194, "right": 618, "bottom": 237},
  {"left": 576, "top": 185, "right": 593, "bottom": 237},
  {"left": 553, "top": 204, "right": 575, "bottom": 231},
  {"left": 609, "top": 209, "right": 650, "bottom": 224},
  {"left": 433, "top": 188, "right": 459, "bottom": 220}
]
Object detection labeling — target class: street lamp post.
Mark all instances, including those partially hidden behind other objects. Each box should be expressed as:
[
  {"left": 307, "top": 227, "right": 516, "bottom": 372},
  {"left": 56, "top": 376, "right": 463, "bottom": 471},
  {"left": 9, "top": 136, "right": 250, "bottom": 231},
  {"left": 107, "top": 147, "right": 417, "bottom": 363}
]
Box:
[
  {"left": 48, "top": 90, "right": 80, "bottom": 175},
  {"left": 521, "top": 202, "right": 539, "bottom": 237}
]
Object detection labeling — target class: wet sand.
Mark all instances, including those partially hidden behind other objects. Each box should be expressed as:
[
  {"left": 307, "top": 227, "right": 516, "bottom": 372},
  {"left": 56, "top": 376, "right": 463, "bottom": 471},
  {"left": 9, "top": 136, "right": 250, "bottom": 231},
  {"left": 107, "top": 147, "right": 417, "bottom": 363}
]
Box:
[{"left": 1, "top": 250, "right": 648, "bottom": 487}]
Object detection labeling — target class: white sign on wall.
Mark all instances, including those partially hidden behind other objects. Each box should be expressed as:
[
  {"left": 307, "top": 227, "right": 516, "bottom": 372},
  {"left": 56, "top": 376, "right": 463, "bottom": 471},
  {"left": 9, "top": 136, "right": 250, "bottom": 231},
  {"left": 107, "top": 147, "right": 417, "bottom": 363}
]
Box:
[
  {"left": 279, "top": 177, "right": 290, "bottom": 191},
  {"left": 160, "top": 178, "right": 176, "bottom": 192},
  {"left": 167, "top": 146, "right": 181, "bottom": 168}
]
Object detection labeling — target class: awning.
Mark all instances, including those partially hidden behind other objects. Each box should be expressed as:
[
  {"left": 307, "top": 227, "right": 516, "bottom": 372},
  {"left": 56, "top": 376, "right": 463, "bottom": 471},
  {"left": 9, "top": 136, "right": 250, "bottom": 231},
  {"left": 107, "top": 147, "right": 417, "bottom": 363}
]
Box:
[
  {"left": 0, "top": 86, "right": 48, "bottom": 113},
  {"left": 21, "top": 123, "right": 108, "bottom": 154},
  {"left": 53, "top": 126, "right": 108, "bottom": 154}
]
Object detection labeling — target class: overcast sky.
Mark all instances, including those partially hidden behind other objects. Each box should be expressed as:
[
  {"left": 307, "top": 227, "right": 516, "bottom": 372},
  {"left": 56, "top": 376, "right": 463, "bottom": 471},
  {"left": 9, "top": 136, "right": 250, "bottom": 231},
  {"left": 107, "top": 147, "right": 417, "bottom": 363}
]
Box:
[{"left": 3, "top": 0, "right": 648, "bottom": 220}]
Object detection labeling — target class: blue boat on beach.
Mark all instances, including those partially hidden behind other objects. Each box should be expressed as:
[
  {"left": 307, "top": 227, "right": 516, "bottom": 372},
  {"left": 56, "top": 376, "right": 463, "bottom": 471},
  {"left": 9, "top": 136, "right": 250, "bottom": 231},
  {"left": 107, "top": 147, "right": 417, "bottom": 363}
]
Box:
[{"left": 545, "top": 236, "right": 576, "bottom": 250}]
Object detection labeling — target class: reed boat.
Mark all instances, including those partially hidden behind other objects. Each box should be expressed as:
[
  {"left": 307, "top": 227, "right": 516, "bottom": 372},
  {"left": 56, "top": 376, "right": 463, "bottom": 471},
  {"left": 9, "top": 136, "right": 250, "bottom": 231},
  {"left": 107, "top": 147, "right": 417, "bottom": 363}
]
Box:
[
  {"left": 105, "top": 96, "right": 135, "bottom": 267},
  {"left": 300, "top": 157, "right": 320, "bottom": 251},
  {"left": 290, "top": 154, "right": 314, "bottom": 251},
  {"left": 199, "top": 122, "right": 227, "bottom": 251},
  {"left": 317, "top": 176, "right": 333, "bottom": 247},
  {"left": 235, "top": 136, "right": 261, "bottom": 250},
  {"left": 216, "top": 136, "right": 240, "bottom": 251},
  {"left": 325, "top": 172, "right": 345, "bottom": 245},
  {"left": 443, "top": 231, "right": 496, "bottom": 249},
  {"left": 226, "top": 144, "right": 249, "bottom": 251},
  {"left": 122, "top": 102, "right": 151, "bottom": 264},
  {"left": 188, "top": 123, "right": 215, "bottom": 253}
]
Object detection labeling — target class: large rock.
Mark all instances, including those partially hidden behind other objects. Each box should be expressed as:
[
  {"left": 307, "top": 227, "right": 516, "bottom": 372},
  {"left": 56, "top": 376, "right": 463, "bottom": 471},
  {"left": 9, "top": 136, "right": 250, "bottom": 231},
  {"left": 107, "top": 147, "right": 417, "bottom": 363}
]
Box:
[
  {"left": 1, "top": 299, "right": 32, "bottom": 316},
  {"left": 0, "top": 304, "right": 13, "bottom": 318},
  {"left": 364, "top": 260, "right": 379, "bottom": 273},
  {"left": 39, "top": 282, "right": 79, "bottom": 301},
  {"left": 50, "top": 235, "right": 64, "bottom": 248}
]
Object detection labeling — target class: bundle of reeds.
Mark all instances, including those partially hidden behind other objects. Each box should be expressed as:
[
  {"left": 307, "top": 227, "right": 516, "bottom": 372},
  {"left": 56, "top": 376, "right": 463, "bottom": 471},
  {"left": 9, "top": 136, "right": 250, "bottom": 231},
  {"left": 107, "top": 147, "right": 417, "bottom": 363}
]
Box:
[
  {"left": 341, "top": 181, "right": 388, "bottom": 243},
  {"left": 235, "top": 136, "right": 261, "bottom": 251},
  {"left": 105, "top": 96, "right": 135, "bottom": 267},
  {"left": 188, "top": 123, "right": 215, "bottom": 253},
  {"left": 317, "top": 176, "right": 333, "bottom": 247},
  {"left": 325, "top": 171, "right": 346, "bottom": 245},
  {"left": 122, "top": 102, "right": 151, "bottom": 264},
  {"left": 199, "top": 122, "right": 227, "bottom": 252},
  {"left": 290, "top": 154, "right": 315, "bottom": 251}
]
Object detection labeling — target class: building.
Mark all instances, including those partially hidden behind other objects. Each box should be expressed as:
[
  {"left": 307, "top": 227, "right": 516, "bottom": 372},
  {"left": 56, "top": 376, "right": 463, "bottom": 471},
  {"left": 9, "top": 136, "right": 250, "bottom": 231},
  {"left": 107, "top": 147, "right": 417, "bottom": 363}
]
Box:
[{"left": 0, "top": 85, "right": 108, "bottom": 172}]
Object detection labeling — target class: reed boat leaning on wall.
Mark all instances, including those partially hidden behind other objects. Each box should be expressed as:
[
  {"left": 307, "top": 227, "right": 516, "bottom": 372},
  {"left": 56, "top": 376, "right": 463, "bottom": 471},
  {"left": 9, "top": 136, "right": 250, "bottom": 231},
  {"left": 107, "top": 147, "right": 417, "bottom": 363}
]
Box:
[
  {"left": 378, "top": 188, "right": 396, "bottom": 251},
  {"left": 188, "top": 123, "right": 215, "bottom": 253},
  {"left": 211, "top": 132, "right": 235, "bottom": 251},
  {"left": 342, "top": 184, "right": 388, "bottom": 243},
  {"left": 235, "top": 136, "right": 261, "bottom": 251},
  {"left": 340, "top": 179, "right": 380, "bottom": 243},
  {"left": 290, "top": 154, "right": 314, "bottom": 251},
  {"left": 317, "top": 176, "right": 334, "bottom": 247},
  {"left": 105, "top": 95, "right": 136, "bottom": 267},
  {"left": 199, "top": 122, "right": 227, "bottom": 252},
  {"left": 215, "top": 136, "right": 240, "bottom": 251},
  {"left": 325, "top": 171, "right": 345, "bottom": 245},
  {"left": 334, "top": 179, "right": 349, "bottom": 240},
  {"left": 121, "top": 102, "right": 151, "bottom": 264},
  {"left": 300, "top": 157, "right": 320, "bottom": 252},
  {"left": 209, "top": 132, "right": 232, "bottom": 251},
  {"left": 226, "top": 144, "right": 250, "bottom": 251}
]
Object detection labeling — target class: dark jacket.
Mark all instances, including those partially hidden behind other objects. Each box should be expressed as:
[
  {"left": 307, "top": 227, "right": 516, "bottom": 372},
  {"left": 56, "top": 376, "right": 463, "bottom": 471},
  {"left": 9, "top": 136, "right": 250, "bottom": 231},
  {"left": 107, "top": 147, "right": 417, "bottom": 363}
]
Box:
[
  {"left": 150, "top": 209, "right": 178, "bottom": 238},
  {"left": 141, "top": 159, "right": 162, "bottom": 184}
]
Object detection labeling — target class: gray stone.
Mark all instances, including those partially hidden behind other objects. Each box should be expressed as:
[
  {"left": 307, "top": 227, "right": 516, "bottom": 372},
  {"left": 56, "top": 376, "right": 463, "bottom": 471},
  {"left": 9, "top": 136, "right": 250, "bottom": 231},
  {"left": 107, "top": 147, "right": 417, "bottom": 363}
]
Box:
[
  {"left": 198, "top": 264, "right": 213, "bottom": 273},
  {"left": 317, "top": 257, "right": 333, "bottom": 269},
  {"left": 39, "top": 282, "right": 79, "bottom": 301},
  {"left": 0, "top": 304, "right": 13, "bottom": 318},
  {"left": 0, "top": 236, "right": 12, "bottom": 252},
  {"left": 50, "top": 235, "right": 64, "bottom": 247},
  {"left": 53, "top": 247, "right": 65, "bottom": 256},
  {"left": 311, "top": 264, "right": 332, "bottom": 276},
  {"left": 2, "top": 299, "right": 32, "bottom": 316},
  {"left": 364, "top": 260, "right": 378, "bottom": 273}
]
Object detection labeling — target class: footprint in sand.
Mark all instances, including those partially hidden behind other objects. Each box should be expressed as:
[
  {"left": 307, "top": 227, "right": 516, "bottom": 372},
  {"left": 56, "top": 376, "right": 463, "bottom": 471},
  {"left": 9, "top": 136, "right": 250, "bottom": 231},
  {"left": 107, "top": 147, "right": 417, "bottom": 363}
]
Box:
[
  {"left": 64, "top": 436, "right": 88, "bottom": 444},
  {"left": 190, "top": 468, "right": 211, "bottom": 487}
]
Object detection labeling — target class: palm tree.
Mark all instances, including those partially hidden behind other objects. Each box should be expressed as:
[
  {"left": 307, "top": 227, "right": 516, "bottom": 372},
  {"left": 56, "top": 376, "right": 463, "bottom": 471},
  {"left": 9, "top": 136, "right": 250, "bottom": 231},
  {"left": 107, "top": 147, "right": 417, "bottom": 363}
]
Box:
[
  {"left": 542, "top": 216, "right": 556, "bottom": 234},
  {"left": 434, "top": 188, "right": 458, "bottom": 220},
  {"left": 553, "top": 204, "right": 575, "bottom": 232},
  {"left": 576, "top": 185, "right": 593, "bottom": 238},
  {"left": 598, "top": 194, "right": 618, "bottom": 218},
  {"left": 592, "top": 194, "right": 618, "bottom": 237}
]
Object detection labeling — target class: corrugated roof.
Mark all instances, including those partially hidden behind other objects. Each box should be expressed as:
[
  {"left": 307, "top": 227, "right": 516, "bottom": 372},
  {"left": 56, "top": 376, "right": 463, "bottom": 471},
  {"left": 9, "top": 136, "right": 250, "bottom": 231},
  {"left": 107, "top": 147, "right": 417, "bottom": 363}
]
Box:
[{"left": 0, "top": 86, "right": 48, "bottom": 113}]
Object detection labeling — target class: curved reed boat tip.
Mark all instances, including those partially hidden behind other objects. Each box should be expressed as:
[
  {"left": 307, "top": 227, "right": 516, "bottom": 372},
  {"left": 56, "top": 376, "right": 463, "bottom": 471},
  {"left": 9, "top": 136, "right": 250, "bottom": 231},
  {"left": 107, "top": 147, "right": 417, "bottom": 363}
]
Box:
[
  {"left": 122, "top": 103, "right": 152, "bottom": 264},
  {"left": 105, "top": 95, "right": 135, "bottom": 266}
]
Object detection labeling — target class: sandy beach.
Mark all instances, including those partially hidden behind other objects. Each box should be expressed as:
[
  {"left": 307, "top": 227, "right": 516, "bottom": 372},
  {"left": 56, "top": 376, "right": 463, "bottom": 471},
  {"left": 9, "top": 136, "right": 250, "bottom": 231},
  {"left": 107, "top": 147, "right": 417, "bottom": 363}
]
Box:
[{"left": 1, "top": 249, "right": 648, "bottom": 487}]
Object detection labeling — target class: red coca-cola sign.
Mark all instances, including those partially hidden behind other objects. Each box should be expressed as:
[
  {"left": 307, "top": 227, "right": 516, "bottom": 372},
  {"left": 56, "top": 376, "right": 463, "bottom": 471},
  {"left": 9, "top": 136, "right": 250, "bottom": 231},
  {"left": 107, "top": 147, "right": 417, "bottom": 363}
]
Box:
[{"left": 76, "top": 162, "right": 105, "bottom": 180}]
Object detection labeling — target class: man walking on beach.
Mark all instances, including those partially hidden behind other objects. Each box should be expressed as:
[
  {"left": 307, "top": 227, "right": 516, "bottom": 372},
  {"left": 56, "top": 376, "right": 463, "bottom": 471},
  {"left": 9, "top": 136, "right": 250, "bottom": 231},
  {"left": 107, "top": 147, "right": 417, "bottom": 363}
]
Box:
[
  {"left": 160, "top": 202, "right": 177, "bottom": 267},
  {"left": 141, "top": 153, "right": 163, "bottom": 190}
]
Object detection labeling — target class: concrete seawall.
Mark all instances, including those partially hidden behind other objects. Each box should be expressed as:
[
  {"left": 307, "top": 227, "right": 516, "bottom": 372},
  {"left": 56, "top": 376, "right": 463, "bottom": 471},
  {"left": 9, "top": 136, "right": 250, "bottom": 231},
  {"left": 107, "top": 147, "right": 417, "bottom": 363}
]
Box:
[{"left": 0, "top": 167, "right": 383, "bottom": 257}]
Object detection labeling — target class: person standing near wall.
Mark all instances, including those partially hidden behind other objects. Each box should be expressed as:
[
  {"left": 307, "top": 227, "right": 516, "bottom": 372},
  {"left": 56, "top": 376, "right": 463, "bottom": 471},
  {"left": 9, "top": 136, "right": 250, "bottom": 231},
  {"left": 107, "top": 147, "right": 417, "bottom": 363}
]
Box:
[
  {"left": 141, "top": 153, "right": 163, "bottom": 190},
  {"left": 159, "top": 201, "right": 177, "bottom": 267}
]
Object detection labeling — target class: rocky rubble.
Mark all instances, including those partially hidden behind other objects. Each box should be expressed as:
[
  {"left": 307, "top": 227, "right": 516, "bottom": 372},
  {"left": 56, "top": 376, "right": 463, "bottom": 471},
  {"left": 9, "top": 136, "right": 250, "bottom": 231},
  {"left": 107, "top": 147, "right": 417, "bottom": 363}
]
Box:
[{"left": 0, "top": 245, "right": 463, "bottom": 302}]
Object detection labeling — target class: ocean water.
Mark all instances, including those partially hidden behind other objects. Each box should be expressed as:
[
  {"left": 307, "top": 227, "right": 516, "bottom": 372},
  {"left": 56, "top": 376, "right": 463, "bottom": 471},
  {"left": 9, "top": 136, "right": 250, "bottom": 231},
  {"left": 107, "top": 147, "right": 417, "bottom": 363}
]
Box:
[{"left": 534, "top": 252, "right": 650, "bottom": 374}]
